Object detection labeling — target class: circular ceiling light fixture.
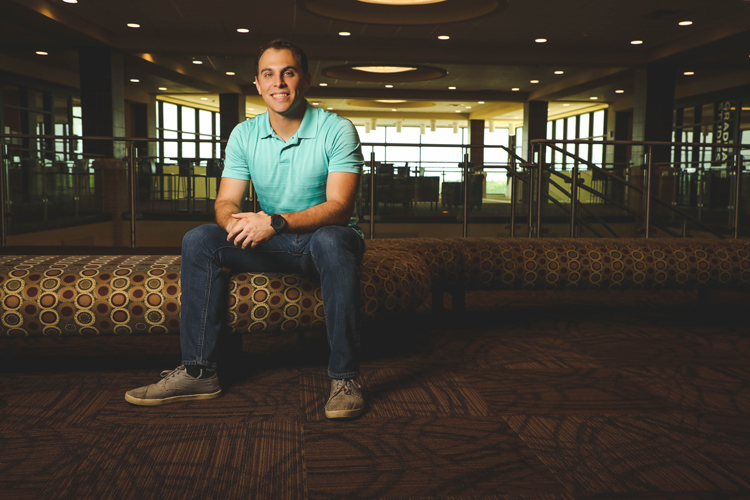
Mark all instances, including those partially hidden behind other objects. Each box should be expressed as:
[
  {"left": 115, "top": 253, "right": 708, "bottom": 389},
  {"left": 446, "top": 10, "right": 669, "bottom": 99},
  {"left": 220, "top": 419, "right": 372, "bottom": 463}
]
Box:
[
  {"left": 339, "top": 31, "right": 351, "bottom": 36},
  {"left": 437, "top": 35, "right": 450, "bottom": 40},
  {"left": 678, "top": 21, "right": 693, "bottom": 26},
  {"left": 554, "top": 70, "right": 564, "bottom": 75},
  {"left": 192, "top": 60, "right": 203, "bottom": 65},
  {"left": 385, "top": 84, "right": 394, "bottom": 88},
  {"left": 535, "top": 38, "right": 547, "bottom": 43},
  {"left": 158, "top": 87, "right": 167, "bottom": 91},
  {"left": 237, "top": 28, "right": 249, "bottom": 33},
  {"left": 348, "top": 99, "right": 435, "bottom": 109},
  {"left": 352, "top": 66, "right": 417, "bottom": 73},
  {"left": 684, "top": 71, "right": 695, "bottom": 75},
  {"left": 631, "top": 40, "right": 643, "bottom": 45},
  {"left": 511, "top": 87, "right": 520, "bottom": 91},
  {"left": 323, "top": 63, "right": 445, "bottom": 82},
  {"left": 130, "top": 79, "right": 140, "bottom": 83},
  {"left": 226, "top": 71, "right": 235, "bottom": 75},
  {"left": 359, "top": 0, "right": 446, "bottom": 4},
  {"left": 127, "top": 23, "right": 140, "bottom": 28},
  {"left": 63, "top": 0, "right": 78, "bottom": 3},
  {"left": 303, "top": 0, "right": 505, "bottom": 25},
  {"left": 530, "top": 80, "right": 539, "bottom": 84},
  {"left": 615, "top": 89, "right": 624, "bottom": 94},
  {"left": 36, "top": 51, "right": 48, "bottom": 56}
]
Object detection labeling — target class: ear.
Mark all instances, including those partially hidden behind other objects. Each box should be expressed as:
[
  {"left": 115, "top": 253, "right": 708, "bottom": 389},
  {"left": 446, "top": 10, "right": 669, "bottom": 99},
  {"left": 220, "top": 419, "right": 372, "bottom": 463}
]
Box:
[
  {"left": 254, "top": 77, "right": 261, "bottom": 95},
  {"left": 302, "top": 72, "right": 312, "bottom": 92}
]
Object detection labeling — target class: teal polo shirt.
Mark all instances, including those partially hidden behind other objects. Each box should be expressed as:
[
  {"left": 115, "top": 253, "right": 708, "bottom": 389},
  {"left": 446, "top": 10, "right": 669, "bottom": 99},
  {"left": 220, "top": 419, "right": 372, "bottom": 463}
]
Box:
[{"left": 222, "top": 102, "right": 364, "bottom": 238}]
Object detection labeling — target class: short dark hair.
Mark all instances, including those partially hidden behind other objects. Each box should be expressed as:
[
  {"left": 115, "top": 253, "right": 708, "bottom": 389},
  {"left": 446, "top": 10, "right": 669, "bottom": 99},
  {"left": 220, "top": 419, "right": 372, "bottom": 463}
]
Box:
[{"left": 255, "top": 39, "right": 308, "bottom": 76}]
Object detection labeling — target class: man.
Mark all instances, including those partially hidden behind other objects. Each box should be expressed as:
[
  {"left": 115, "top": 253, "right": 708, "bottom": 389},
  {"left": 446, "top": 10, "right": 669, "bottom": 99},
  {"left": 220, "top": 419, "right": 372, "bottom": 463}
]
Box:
[{"left": 125, "top": 39, "right": 366, "bottom": 419}]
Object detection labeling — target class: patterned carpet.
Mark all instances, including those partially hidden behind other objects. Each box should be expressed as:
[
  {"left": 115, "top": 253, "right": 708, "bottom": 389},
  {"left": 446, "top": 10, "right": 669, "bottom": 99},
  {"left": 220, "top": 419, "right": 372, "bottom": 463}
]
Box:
[{"left": 1, "top": 289, "right": 749, "bottom": 499}]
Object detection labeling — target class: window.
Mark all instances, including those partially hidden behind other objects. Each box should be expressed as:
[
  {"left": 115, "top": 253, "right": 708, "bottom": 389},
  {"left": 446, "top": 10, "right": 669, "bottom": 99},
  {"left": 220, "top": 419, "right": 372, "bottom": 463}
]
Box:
[{"left": 157, "top": 101, "right": 220, "bottom": 164}]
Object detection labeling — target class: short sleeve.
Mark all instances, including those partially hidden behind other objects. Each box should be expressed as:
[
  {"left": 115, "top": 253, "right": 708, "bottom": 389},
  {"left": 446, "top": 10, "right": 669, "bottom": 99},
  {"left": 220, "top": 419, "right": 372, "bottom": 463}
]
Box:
[
  {"left": 327, "top": 120, "right": 364, "bottom": 174},
  {"left": 222, "top": 122, "right": 251, "bottom": 181}
]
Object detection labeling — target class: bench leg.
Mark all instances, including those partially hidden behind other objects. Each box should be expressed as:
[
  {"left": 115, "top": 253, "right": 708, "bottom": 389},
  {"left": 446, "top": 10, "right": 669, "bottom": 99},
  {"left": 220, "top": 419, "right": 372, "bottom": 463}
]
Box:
[{"left": 451, "top": 289, "right": 466, "bottom": 313}]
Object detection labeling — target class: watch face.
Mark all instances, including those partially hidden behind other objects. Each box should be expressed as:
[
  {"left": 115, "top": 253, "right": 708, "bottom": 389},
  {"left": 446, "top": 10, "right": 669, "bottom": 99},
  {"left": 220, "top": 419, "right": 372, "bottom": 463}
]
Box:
[{"left": 271, "top": 215, "right": 286, "bottom": 232}]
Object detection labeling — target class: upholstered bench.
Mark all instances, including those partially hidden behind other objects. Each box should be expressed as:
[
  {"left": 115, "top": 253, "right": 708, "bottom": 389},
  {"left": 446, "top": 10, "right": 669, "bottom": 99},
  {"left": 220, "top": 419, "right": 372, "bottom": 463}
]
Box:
[
  {"left": 3, "top": 237, "right": 749, "bottom": 338},
  {"left": 441, "top": 238, "right": 750, "bottom": 308},
  {"left": 0, "top": 242, "right": 434, "bottom": 338}
]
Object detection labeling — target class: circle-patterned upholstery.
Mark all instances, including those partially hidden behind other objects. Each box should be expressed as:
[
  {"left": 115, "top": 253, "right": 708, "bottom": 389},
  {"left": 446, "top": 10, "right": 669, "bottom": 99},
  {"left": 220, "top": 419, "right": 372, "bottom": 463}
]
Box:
[
  {"left": 0, "top": 246, "right": 434, "bottom": 338},
  {"left": 453, "top": 238, "right": 750, "bottom": 291}
]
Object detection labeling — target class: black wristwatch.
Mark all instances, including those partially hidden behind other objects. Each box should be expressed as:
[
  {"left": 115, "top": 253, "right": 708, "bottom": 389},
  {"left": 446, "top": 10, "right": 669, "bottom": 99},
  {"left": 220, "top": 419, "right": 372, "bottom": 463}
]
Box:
[{"left": 270, "top": 214, "right": 287, "bottom": 235}]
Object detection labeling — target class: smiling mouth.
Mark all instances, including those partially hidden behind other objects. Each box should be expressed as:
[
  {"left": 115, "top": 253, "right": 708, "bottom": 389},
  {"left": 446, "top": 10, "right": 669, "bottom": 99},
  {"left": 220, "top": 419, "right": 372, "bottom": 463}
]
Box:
[{"left": 272, "top": 93, "right": 289, "bottom": 99}]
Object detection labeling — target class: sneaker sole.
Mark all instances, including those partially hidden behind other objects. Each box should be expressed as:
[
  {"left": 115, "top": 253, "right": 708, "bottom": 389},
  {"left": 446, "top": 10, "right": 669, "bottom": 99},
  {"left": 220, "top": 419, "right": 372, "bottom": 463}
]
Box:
[
  {"left": 125, "top": 389, "right": 222, "bottom": 406},
  {"left": 325, "top": 407, "right": 363, "bottom": 419}
]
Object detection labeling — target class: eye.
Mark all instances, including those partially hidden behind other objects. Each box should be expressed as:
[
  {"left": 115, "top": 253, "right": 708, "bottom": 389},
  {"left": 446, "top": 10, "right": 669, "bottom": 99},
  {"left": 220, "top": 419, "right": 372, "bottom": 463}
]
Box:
[{"left": 284, "top": 71, "right": 295, "bottom": 77}]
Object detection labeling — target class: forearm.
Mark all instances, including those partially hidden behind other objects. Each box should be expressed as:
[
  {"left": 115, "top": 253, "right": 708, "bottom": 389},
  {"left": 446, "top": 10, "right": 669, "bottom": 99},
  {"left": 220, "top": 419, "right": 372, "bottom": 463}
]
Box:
[
  {"left": 214, "top": 198, "right": 243, "bottom": 232},
  {"left": 283, "top": 199, "right": 352, "bottom": 234}
]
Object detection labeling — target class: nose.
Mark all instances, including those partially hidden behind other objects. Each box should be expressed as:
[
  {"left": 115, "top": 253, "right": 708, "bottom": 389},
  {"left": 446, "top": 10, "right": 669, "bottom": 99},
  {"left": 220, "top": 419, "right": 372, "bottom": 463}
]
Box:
[{"left": 276, "top": 74, "right": 287, "bottom": 88}]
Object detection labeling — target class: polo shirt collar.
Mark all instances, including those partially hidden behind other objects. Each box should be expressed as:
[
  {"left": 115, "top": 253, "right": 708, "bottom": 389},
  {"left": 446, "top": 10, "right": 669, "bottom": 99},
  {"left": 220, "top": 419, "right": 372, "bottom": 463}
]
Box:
[{"left": 258, "top": 101, "right": 317, "bottom": 141}]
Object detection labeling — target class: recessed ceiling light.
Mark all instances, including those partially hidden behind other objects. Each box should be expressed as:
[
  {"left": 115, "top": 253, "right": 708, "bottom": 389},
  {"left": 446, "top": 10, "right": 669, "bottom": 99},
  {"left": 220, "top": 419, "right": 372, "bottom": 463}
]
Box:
[
  {"left": 319, "top": 83, "right": 328, "bottom": 86},
  {"left": 511, "top": 87, "right": 520, "bottom": 91},
  {"left": 478, "top": 101, "right": 484, "bottom": 104},
  {"left": 455, "top": 110, "right": 461, "bottom": 113},
  {"left": 63, "top": 0, "right": 78, "bottom": 3},
  {"left": 535, "top": 38, "right": 547, "bottom": 43},
  {"left": 376, "top": 100, "right": 406, "bottom": 103},
  {"left": 513, "top": 116, "right": 519, "bottom": 119},
  {"left": 130, "top": 79, "right": 139, "bottom": 83},
  {"left": 530, "top": 80, "right": 539, "bottom": 84},
  {"left": 192, "top": 60, "right": 203, "bottom": 65},
  {"left": 631, "top": 40, "right": 643, "bottom": 45},
  {"left": 590, "top": 97, "right": 598, "bottom": 100},
  {"left": 158, "top": 87, "right": 167, "bottom": 91},
  {"left": 237, "top": 28, "right": 249, "bottom": 33},
  {"left": 127, "top": 23, "right": 140, "bottom": 28},
  {"left": 615, "top": 89, "right": 624, "bottom": 94},
  {"left": 248, "top": 108, "right": 254, "bottom": 111},
  {"left": 554, "top": 70, "right": 564, "bottom": 75},
  {"left": 448, "top": 86, "right": 456, "bottom": 90},
  {"left": 392, "top": 108, "right": 398, "bottom": 111},
  {"left": 201, "top": 97, "right": 208, "bottom": 100},
  {"left": 562, "top": 103, "right": 570, "bottom": 107},
  {"left": 226, "top": 71, "right": 235, "bottom": 76},
  {"left": 339, "top": 31, "right": 351, "bottom": 36},
  {"left": 327, "top": 107, "right": 333, "bottom": 110},
  {"left": 385, "top": 85, "right": 394, "bottom": 88},
  {"left": 437, "top": 35, "right": 450, "bottom": 40},
  {"left": 35, "top": 51, "right": 48, "bottom": 56},
  {"left": 678, "top": 21, "right": 693, "bottom": 26},
  {"left": 465, "top": 106, "right": 472, "bottom": 109},
  {"left": 684, "top": 71, "right": 695, "bottom": 75},
  {"left": 312, "top": 102, "right": 320, "bottom": 105},
  {"left": 353, "top": 66, "right": 416, "bottom": 73}
]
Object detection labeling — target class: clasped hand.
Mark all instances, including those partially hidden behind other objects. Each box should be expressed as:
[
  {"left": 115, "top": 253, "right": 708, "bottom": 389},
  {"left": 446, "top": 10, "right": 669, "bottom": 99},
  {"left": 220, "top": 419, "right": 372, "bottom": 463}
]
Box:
[{"left": 226, "top": 210, "right": 275, "bottom": 249}]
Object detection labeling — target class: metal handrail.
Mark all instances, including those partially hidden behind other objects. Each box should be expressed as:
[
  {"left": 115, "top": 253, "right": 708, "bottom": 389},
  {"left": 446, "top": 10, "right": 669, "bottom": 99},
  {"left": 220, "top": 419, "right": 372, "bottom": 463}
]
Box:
[{"left": 532, "top": 139, "right": 744, "bottom": 239}]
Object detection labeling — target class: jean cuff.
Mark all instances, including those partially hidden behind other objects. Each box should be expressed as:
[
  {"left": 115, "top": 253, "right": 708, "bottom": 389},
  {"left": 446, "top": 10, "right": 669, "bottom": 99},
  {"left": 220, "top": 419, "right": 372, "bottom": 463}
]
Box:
[
  {"left": 328, "top": 370, "right": 359, "bottom": 379},
  {"left": 183, "top": 360, "right": 219, "bottom": 370}
]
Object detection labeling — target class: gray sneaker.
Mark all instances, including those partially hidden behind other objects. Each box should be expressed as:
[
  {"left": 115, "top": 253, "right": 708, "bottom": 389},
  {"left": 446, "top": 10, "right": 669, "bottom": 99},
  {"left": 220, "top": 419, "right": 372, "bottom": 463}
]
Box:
[
  {"left": 325, "top": 378, "right": 364, "bottom": 419},
  {"left": 125, "top": 366, "right": 222, "bottom": 406}
]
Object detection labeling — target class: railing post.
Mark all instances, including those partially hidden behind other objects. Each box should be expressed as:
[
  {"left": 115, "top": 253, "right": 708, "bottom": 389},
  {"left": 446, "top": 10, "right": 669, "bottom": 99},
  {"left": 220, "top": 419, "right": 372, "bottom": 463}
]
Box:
[
  {"left": 570, "top": 162, "right": 579, "bottom": 238},
  {"left": 645, "top": 146, "right": 653, "bottom": 238},
  {"left": 734, "top": 154, "right": 743, "bottom": 239},
  {"left": 463, "top": 151, "right": 469, "bottom": 237},
  {"left": 528, "top": 145, "right": 535, "bottom": 238},
  {"left": 369, "top": 151, "right": 376, "bottom": 239},
  {"left": 509, "top": 163, "right": 517, "bottom": 238},
  {"left": 0, "top": 141, "right": 6, "bottom": 247},
  {"left": 536, "top": 144, "right": 543, "bottom": 238},
  {"left": 128, "top": 141, "right": 137, "bottom": 248}
]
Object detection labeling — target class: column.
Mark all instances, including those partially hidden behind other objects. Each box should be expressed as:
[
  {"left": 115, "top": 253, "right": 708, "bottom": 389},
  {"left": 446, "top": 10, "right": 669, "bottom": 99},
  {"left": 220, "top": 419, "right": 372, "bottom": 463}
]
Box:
[
  {"left": 219, "top": 93, "right": 245, "bottom": 156},
  {"left": 79, "top": 46, "right": 126, "bottom": 159},
  {"left": 631, "top": 64, "right": 676, "bottom": 166},
  {"left": 522, "top": 100, "right": 548, "bottom": 162}
]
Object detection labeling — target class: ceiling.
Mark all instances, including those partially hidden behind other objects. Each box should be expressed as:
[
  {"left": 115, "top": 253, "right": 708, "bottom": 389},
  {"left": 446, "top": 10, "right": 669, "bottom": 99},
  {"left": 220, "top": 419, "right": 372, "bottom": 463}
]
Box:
[{"left": 1, "top": 0, "right": 749, "bottom": 128}]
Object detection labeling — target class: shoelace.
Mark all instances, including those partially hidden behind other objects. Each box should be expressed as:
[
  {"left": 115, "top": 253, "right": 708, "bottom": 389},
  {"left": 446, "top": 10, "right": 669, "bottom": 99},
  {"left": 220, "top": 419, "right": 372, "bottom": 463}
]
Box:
[
  {"left": 159, "top": 366, "right": 184, "bottom": 380},
  {"left": 328, "top": 379, "right": 361, "bottom": 402}
]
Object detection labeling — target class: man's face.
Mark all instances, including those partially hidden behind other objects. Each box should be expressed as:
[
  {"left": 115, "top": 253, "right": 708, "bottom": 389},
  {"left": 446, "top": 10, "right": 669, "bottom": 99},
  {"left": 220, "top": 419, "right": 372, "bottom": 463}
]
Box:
[{"left": 255, "top": 48, "right": 311, "bottom": 118}]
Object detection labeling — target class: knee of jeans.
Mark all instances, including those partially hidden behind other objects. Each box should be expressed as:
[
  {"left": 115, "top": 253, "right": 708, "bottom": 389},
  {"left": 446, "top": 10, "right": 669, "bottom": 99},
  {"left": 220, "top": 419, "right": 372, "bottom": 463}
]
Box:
[
  {"left": 182, "top": 224, "right": 220, "bottom": 254},
  {"left": 309, "top": 226, "right": 358, "bottom": 260}
]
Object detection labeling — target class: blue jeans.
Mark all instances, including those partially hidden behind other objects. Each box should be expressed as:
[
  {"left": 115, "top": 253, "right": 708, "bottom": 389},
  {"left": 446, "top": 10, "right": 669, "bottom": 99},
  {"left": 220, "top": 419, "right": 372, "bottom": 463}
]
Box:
[{"left": 179, "top": 224, "right": 366, "bottom": 379}]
